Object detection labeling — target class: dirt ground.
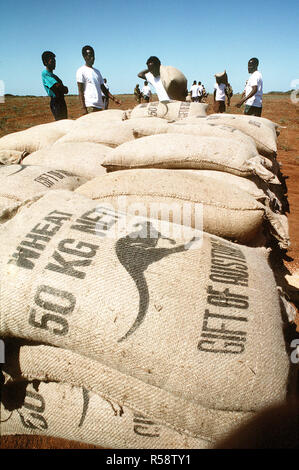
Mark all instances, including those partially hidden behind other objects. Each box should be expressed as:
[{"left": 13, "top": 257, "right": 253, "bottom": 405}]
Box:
[{"left": 0, "top": 93, "right": 298, "bottom": 449}]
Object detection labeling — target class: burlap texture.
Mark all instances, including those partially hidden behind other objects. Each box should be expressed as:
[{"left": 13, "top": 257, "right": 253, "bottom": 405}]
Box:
[
  {"left": 0, "top": 150, "right": 24, "bottom": 165},
  {"left": 204, "top": 115, "right": 277, "bottom": 157},
  {"left": 159, "top": 65, "right": 188, "bottom": 101},
  {"left": 55, "top": 121, "right": 136, "bottom": 148},
  {"left": 74, "top": 109, "right": 127, "bottom": 126},
  {"left": 1, "top": 379, "right": 204, "bottom": 448},
  {"left": 0, "top": 191, "right": 291, "bottom": 428},
  {"left": 23, "top": 142, "right": 110, "bottom": 180},
  {"left": 0, "top": 120, "right": 74, "bottom": 154},
  {"left": 0, "top": 165, "right": 86, "bottom": 224},
  {"left": 102, "top": 134, "right": 279, "bottom": 184},
  {"left": 75, "top": 169, "right": 268, "bottom": 244},
  {"left": 129, "top": 101, "right": 208, "bottom": 120}
]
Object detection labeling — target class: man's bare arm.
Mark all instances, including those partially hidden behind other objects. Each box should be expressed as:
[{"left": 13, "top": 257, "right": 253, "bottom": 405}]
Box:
[
  {"left": 51, "top": 82, "right": 68, "bottom": 98},
  {"left": 100, "top": 84, "right": 122, "bottom": 105},
  {"left": 138, "top": 69, "right": 148, "bottom": 80},
  {"left": 77, "top": 82, "right": 87, "bottom": 115},
  {"left": 236, "top": 85, "right": 258, "bottom": 108}
]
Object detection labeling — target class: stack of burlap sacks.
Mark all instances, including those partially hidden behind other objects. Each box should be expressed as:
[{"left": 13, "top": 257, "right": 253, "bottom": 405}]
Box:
[{"left": 0, "top": 101, "right": 298, "bottom": 449}]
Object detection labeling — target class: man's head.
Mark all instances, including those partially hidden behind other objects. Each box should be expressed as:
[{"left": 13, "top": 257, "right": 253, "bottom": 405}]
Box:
[
  {"left": 193, "top": 80, "right": 197, "bottom": 85},
  {"left": 198, "top": 81, "right": 201, "bottom": 85},
  {"left": 144, "top": 81, "right": 148, "bottom": 86},
  {"left": 248, "top": 57, "right": 259, "bottom": 73},
  {"left": 82, "top": 45, "right": 95, "bottom": 67},
  {"left": 42, "top": 51, "right": 56, "bottom": 71},
  {"left": 146, "top": 56, "right": 161, "bottom": 77},
  {"left": 104, "top": 78, "right": 107, "bottom": 83}
]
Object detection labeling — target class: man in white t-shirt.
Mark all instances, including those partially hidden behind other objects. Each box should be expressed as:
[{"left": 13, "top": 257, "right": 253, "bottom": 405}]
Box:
[
  {"left": 141, "top": 81, "right": 152, "bottom": 102},
  {"left": 236, "top": 57, "right": 263, "bottom": 116},
  {"left": 76, "top": 45, "right": 121, "bottom": 114},
  {"left": 138, "top": 56, "right": 170, "bottom": 102},
  {"left": 190, "top": 80, "right": 199, "bottom": 102},
  {"left": 213, "top": 71, "right": 230, "bottom": 113}
]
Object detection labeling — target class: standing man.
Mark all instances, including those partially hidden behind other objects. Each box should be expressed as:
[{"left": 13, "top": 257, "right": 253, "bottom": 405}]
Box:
[
  {"left": 141, "top": 81, "right": 151, "bottom": 102},
  {"left": 76, "top": 45, "right": 121, "bottom": 115},
  {"left": 101, "top": 78, "right": 109, "bottom": 109},
  {"left": 190, "top": 80, "right": 199, "bottom": 102},
  {"left": 41, "top": 51, "right": 68, "bottom": 121},
  {"left": 138, "top": 56, "right": 170, "bottom": 102},
  {"left": 236, "top": 58, "right": 263, "bottom": 116},
  {"left": 134, "top": 84, "right": 142, "bottom": 103},
  {"left": 213, "top": 71, "right": 229, "bottom": 113}
]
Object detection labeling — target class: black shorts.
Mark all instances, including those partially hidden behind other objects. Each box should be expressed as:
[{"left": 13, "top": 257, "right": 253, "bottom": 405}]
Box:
[
  {"left": 50, "top": 97, "right": 68, "bottom": 121},
  {"left": 244, "top": 105, "right": 262, "bottom": 117}
]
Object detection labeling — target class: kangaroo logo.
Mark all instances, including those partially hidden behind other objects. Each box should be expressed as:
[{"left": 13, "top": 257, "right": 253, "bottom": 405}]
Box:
[{"left": 116, "top": 221, "right": 196, "bottom": 342}]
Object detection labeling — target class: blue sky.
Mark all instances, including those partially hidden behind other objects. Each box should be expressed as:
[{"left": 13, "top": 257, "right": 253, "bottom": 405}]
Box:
[{"left": 0, "top": 0, "right": 298, "bottom": 96}]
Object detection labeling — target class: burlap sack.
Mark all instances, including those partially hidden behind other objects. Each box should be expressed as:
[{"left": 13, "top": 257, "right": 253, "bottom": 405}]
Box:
[
  {"left": 130, "top": 121, "right": 277, "bottom": 172},
  {"left": 208, "top": 113, "right": 280, "bottom": 133},
  {"left": 0, "top": 165, "right": 87, "bottom": 224},
  {"left": 55, "top": 121, "right": 136, "bottom": 148},
  {"left": 204, "top": 115, "right": 278, "bottom": 157},
  {"left": 128, "top": 101, "right": 208, "bottom": 120},
  {"left": 159, "top": 65, "right": 188, "bottom": 101},
  {"left": 0, "top": 120, "right": 74, "bottom": 154},
  {"left": 102, "top": 134, "right": 279, "bottom": 184},
  {"left": 74, "top": 109, "right": 127, "bottom": 126},
  {"left": 1, "top": 352, "right": 205, "bottom": 448},
  {"left": 0, "top": 150, "right": 24, "bottom": 165},
  {"left": 182, "top": 170, "right": 283, "bottom": 212},
  {"left": 0, "top": 190, "right": 293, "bottom": 441},
  {"left": 23, "top": 142, "right": 110, "bottom": 180},
  {"left": 75, "top": 168, "right": 289, "bottom": 245}
]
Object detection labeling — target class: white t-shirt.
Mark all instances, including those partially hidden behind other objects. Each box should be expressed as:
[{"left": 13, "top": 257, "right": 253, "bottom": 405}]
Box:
[
  {"left": 198, "top": 85, "right": 203, "bottom": 96},
  {"left": 214, "top": 82, "right": 226, "bottom": 101},
  {"left": 244, "top": 70, "right": 263, "bottom": 107},
  {"left": 190, "top": 84, "right": 199, "bottom": 98},
  {"left": 76, "top": 65, "right": 104, "bottom": 108},
  {"left": 145, "top": 72, "right": 170, "bottom": 102},
  {"left": 141, "top": 85, "right": 151, "bottom": 97}
]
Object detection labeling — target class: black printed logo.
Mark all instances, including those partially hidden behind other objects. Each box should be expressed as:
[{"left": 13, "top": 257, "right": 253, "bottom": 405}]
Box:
[{"left": 116, "top": 221, "right": 196, "bottom": 342}]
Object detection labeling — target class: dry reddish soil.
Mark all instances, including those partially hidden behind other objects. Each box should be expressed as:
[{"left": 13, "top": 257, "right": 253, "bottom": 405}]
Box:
[{"left": 0, "top": 93, "right": 298, "bottom": 449}]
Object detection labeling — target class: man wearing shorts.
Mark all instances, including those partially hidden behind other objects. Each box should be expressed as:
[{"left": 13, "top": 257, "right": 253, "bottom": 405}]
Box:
[
  {"left": 76, "top": 45, "right": 121, "bottom": 115},
  {"left": 41, "top": 51, "right": 68, "bottom": 121},
  {"left": 236, "top": 58, "right": 263, "bottom": 116}
]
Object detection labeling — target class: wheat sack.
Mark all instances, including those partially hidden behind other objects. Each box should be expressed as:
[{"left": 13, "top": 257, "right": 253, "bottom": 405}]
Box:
[
  {"left": 23, "top": 142, "right": 110, "bottom": 180},
  {"left": 54, "top": 121, "right": 136, "bottom": 148},
  {"left": 0, "top": 190, "right": 293, "bottom": 439},
  {"left": 128, "top": 101, "right": 208, "bottom": 120},
  {"left": 0, "top": 165, "right": 86, "bottom": 224},
  {"left": 159, "top": 65, "right": 188, "bottom": 101},
  {"left": 0, "top": 352, "right": 209, "bottom": 449},
  {"left": 102, "top": 134, "right": 279, "bottom": 184},
  {"left": 0, "top": 120, "right": 74, "bottom": 154},
  {"left": 75, "top": 169, "right": 289, "bottom": 246},
  {"left": 203, "top": 114, "right": 278, "bottom": 157}
]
